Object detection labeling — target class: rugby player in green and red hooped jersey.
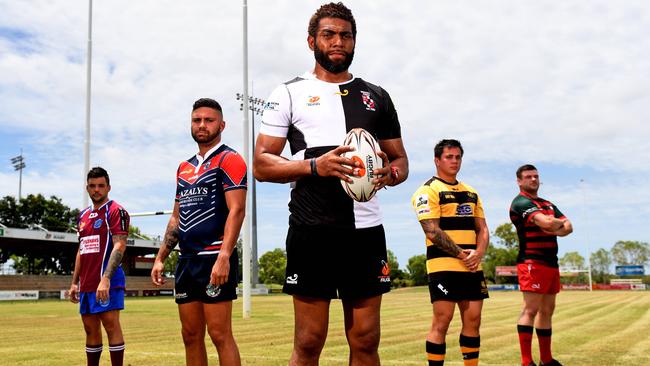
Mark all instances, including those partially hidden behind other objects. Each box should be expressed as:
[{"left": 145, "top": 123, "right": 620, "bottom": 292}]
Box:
[{"left": 509, "top": 164, "right": 573, "bottom": 366}]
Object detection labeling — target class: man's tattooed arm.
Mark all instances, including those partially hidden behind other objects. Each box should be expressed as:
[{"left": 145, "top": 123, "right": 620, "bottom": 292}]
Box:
[
  {"left": 155, "top": 213, "right": 179, "bottom": 262},
  {"left": 104, "top": 234, "right": 127, "bottom": 280},
  {"left": 419, "top": 219, "right": 466, "bottom": 258}
]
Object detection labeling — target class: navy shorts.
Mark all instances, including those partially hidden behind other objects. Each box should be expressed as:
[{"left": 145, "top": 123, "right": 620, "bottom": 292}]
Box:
[
  {"left": 283, "top": 225, "right": 391, "bottom": 300},
  {"left": 174, "top": 251, "right": 238, "bottom": 304},
  {"left": 79, "top": 288, "right": 125, "bottom": 314}
]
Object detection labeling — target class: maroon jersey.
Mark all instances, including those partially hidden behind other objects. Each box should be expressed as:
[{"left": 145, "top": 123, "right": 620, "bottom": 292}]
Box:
[{"left": 77, "top": 200, "right": 129, "bottom": 292}]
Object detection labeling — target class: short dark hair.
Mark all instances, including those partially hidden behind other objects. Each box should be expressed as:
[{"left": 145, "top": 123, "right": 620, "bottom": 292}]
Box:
[
  {"left": 308, "top": 2, "right": 357, "bottom": 39},
  {"left": 192, "top": 98, "right": 222, "bottom": 113},
  {"left": 516, "top": 164, "right": 538, "bottom": 179},
  {"left": 87, "top": 166, "right": 109, "bottom": 185},
  {"left": 434, "top": 139, "right": 464, "bottom": 158}
]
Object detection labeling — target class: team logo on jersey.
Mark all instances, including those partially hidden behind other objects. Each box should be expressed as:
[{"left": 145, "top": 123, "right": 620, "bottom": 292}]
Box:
[
  {"left": 93, "top": 219, "right": 103, "bottom": 229},
  {"left": 307, "top": 96, "right": 321, "bottom": 106},
  {"left": 286, "top": 274, "right": 298, "bottom": 285},
  {"left": 89, "top": 212, "right": 98, "bottom": 219},
  {"left": 378, "top": 260, "right": 391, "bottom": 283},
  {"left": 361, "top": 91, "right": 376, "bottom": 111},
  {"left": 456, "top": 203, "right": 473, "bottom": 216},
  {"left": 206, "top": 284, "right": 221, "bottom": 298},
  {"left": 335, "top": 89, "right": 349, "bottom": 96}
]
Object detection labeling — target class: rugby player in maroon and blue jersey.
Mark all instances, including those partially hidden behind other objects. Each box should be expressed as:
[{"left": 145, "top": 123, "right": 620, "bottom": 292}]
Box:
[
  {"left": 510, "top": 164, "right": 573, "bottom": 366},
  {"left": 69, "top": 167, "right": 129, "bottom": 366},
  {"left": 151, "top": 98, "right": 246, "bottom": 366}
]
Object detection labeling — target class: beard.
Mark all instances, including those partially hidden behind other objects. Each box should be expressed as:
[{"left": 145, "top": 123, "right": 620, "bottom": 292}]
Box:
[
  {"left": 192, "top": 128, "right": 221, "bottom": 144},
  {"left": 314, "top": 43, "right": 354, "bottom": 74}
]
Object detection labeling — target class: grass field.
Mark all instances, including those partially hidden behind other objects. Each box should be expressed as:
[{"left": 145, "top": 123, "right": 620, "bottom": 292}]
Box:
[{"left": 1, "top": 288, "right": 649, "bottom": 365}]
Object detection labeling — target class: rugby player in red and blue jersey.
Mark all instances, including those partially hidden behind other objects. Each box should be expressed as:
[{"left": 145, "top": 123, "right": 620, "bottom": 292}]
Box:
[
  {"left": 151, "top": 98, "right": 246, "bottom": 366},
  {"left": 69, "top": 167, "right": 129, "bottom": 366},
  {"left": 510, "top": 164, "right": 573, "bottom": 366}
]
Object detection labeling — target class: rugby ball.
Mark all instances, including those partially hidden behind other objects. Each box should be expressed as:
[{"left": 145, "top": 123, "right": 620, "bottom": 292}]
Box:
[{"left": 340, "top": 128, "right": 383, "bottom": 202}]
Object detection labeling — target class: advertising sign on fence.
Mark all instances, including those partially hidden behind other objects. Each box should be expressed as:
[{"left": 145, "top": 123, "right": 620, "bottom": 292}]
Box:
[{"left": 615, "top": 265, "right": 645, "bottom": 276}]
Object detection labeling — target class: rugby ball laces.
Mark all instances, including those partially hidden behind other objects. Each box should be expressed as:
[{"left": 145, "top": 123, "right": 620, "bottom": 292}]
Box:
[{"left": 340, "top": 128, "right": 384, "bottom": 202}]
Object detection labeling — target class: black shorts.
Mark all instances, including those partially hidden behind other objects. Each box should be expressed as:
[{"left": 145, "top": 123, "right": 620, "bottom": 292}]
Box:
[
  {"left": 428, "top": 271, "right": 489, "bottom": 303},
  {"left": 283, "top": 225, "right": 391, "bottom": 300},
  {"left": 174, "top": 251, "right": 238, "bottom": 304}
]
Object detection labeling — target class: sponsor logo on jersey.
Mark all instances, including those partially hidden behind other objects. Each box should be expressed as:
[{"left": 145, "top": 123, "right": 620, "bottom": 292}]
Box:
[
  {"left": 286, "top": 274, "right": 298, "bottom": 285},
  {"left": 89, "top": 212, "right": 98, "bottom": 219},
  {"left": 523, "top": 207, "right": 540, "bottom": 218},
  {"left": 378, "top": 260, "right": 391, "bottom": 283},
  {"left": 361, "top": 91, "right": 376, "bottom": 111},
  {"left": 206, "top": 284, "right": 221, "bottom": 298},
  {"left": 307, "top": 96, "right": 321, "bottom": 106},
  {"left": 456, "top": 203, "right": 473, "bottom": 216},
  {"left": 178, "top": 187, "right": 209, "bottom": 198},
  {"left": 416, "top": 194, "right": 428, "bottom": 207},
  {"left": 437, "top": 283, "right": 449, "bottom": 295},
  {"left": 93, "top": 219, "right": 103, "bottom": 229},
  {"left": 80, "top": 235, "right": 101, "bottom": 255},
  {"left": 180, "top": 167, "right": 194, "bottom": 175},
  {"left": 264, "top": 101, "right": 279, "bottom": 111},
  {"left": 532, "top": 283, "right": 541, "bottom": 289},
  {"left": 175, "top": 292, "right": 188, "bottom": 299},
  {"left": 335, "top": 89, "right": 349, "bottom": 96}
]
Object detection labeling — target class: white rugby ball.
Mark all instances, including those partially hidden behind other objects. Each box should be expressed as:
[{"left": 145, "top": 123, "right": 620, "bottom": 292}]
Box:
[{"left": 340, "top": 128, "right": 383, "bottom": 202}]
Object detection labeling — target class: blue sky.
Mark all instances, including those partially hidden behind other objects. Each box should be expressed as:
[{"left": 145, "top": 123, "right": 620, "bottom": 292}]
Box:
[{"left": 1, "top": 1, "right": 649, "bottom": 270}]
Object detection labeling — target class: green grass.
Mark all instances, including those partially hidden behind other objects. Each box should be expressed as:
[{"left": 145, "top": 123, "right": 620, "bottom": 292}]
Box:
[{"left": 1, "top": 288, "right": 649, "bottom": 365}]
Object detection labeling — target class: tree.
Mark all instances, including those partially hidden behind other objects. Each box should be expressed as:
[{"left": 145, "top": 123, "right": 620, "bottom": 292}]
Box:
[
  {"left": 590, "top": 248, "right": 612, "bottom": 283},
  {"left": 0, "top": 194, "right": 79, "bottom": 232},
  {"left": 492, "top": 223, "right": 518, "bottom": 249},
  {"left": 483, "top": 223, "right": 518, "bottom": 283},
  {"left": 129, "top": 225, "right": 151, "bottom": 240},
  {"left": 611, "top": 240, "right": 650, "bottom": 266},
  {"left": 258, "top": 248, "right": 287, "bottom": 285},
  {"left": 407, "top": 254, "right": 428, "bottom": 286},
  {"left": 559, "top": 251, "right": 585, "bottom": 269}
]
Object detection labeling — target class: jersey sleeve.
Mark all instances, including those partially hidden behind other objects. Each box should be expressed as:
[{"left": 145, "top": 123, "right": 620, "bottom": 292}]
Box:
[
  {"left": 511, "top": 196, "right": 541, "bottom": 225},
  {"left": 411, "top": 185, "right": 440, "bottom": 221},
  {"left": 175, "top": 164, "right": 182, "bottom": 202},
  {"left": 553, "top": 205, "right": 566, "bottom": 219},
  {"left": 109, "top": 205, "right": 129, "bottom": 236},
  {"left": 377, "top": 87, "right": 401, "bottom": 140},
  {"left": 221, "top": 152, "right": 248, "bottom": 191},
  {"left": 259, "top": 84, "right": 292, "bottom": 138},
  {"left": 475, "top": 195, "right": 485, "bottom": 219}
]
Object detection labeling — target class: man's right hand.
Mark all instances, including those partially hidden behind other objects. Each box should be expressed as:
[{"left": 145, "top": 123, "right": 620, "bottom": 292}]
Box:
[
  {"left": 151, "top": 260, "right": 166, "bottom": 286},
  {"left": 314, "top": 145, "right": 359, "bottom": 182},
  {"left": 68, "top": 284, "right": 79, "bottom": 304}
]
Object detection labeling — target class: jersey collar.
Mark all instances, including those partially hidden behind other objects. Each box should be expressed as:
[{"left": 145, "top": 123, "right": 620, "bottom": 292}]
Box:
[
  {"left": 195, "top": 143, "right": 222, "bottom": 172},
  {"left": 302, "top": 71, "right": 356, "bottom": 85}
]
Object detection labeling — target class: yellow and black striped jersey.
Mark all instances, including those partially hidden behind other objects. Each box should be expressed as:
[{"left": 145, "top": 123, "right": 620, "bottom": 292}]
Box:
[{"left": 411, "top": 176, "right": 485, "bottom": 274}]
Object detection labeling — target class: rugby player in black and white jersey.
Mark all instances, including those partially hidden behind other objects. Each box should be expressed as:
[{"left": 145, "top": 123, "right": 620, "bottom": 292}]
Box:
[{"left": 253, "top": 3, "right": 408, "bottom": 365}]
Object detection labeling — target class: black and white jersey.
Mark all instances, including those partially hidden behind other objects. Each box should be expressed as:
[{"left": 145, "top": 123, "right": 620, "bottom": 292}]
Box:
[{"left": 260, "top": 71, "right": 401, "bottom": 229}]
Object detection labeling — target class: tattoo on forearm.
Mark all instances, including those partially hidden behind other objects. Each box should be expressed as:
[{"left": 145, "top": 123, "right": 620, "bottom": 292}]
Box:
[
  {"left": 103, "top": 237, "right": 125, "bottom": 279},
  {"left": 163, "top": 222, "right": 180, "bottom": 251},
  {"left": 420, "top": 220, "right": 462, "bottom": 257}
]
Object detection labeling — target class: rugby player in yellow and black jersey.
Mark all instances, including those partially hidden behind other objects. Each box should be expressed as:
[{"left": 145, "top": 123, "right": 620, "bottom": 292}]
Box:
[{"left": 411, "top": 139, "right": 489, "bottom": 366}]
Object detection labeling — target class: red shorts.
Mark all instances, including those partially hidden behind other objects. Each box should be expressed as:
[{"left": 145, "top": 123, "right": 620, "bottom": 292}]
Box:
[{"left": 517, "top": 262, "right": 560, "bottom": 294}]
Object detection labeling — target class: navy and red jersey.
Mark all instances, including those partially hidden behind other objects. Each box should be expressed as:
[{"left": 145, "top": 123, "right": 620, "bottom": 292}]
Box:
[
  {"left": 509, "top": 192, "right": 566, "bottom": 268},
  {"left": 77, "top": 200, "right": 129, "bottom": 293},
  {"left": 176, "top": 144, "right": 247, "bottom": 257}
]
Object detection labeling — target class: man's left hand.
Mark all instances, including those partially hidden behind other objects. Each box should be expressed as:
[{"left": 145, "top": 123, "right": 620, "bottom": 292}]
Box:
[
  {"left": 372, "top": 151, "right": 394, "bottom": 189},
  {"left": 96, "top": 277, "right": 110, "bottom": 303},
  {"left": 461, "top": 249, "right": 483, "bottom": 272},
  {"left": 210, "top": 255, "right": 230, "bottom": 286}
]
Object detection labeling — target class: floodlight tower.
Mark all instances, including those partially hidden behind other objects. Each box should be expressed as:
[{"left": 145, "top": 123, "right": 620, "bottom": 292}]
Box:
[
  {"left": 237, "top": 90, "right": 265, "bottom": 286},
  {"left": 10, "top": 149, "right": 26, "bottom": 200}
]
